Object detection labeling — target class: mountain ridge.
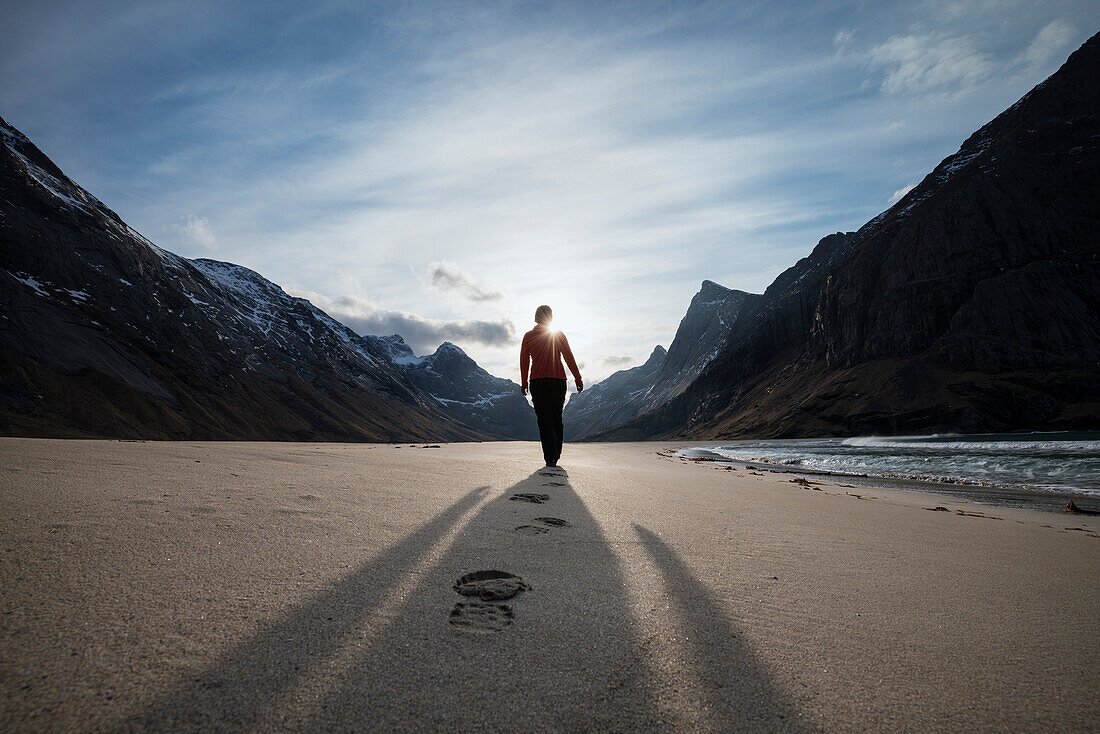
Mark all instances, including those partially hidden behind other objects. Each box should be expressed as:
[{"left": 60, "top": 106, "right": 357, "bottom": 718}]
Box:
[
  {"left": 563, "top": 278, "right": 756, "bottom": 439},
  {"left": 0, "top": 118, "right": 485, "bottom": 441},
  {"left": 595, "top": 33, "right": 1100, "bottom": 440},
  {"left": 374, "top": 335, "right": 537, "bottom": 440}
]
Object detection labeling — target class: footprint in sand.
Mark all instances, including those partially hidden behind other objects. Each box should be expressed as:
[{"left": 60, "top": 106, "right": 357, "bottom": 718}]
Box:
[
  {"left": 453, "top": 570, "right": 529, "bottom": 601},
  {"left": 449, "top": 570, "right": 528, "bottom": 633},
  {"left": 534, "top": 517, "right": 571, "bottom": 527},
  {"left": 509, "top": 493, "right": 550, "bottom": 504},
  {"left": 541, "top": 481, "right": 567, "bottom": 487},
  {"left": 515, "top": 517, "right": 572, "bottom": 534},
  {"left": 538, "top": 470, "right": 565, "bottom": 478},
  {"left": 449, "top": 602, "right": 515, "bottom": 632}
]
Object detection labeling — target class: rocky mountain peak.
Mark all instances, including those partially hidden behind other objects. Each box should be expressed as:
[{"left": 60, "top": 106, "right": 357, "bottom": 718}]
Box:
[
  {"left": 424, "top": 341, "right": 475, "bottom": 369},
  {"left": 595, "top": 32, "right": 1100, "bottom": 440},
  {"left": 373, "top": 334, "right": 418, "bottom": 365},
  {"left": 563, "top": 278, "right": 758, "bottom": 440},
  {"left": 653, "top": 279, "right": 758, "bottom": 396},
  {"left": 698, "top": 279, "right": 730, "bottom": 294},
  {"left": 393, "top": 339, "right": 535, "bottom": 440},
  {"left": 644, "top": 345, "right": 667, "bottom": 367},
  {"left": 1, "top": 116, "right": 69, "bottom": 182}
]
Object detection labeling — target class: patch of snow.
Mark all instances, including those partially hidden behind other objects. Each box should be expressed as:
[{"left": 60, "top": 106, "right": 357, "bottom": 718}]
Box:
[
  {"left": 392, "top": 352, "right": 426, "bottom": 366},
  {"left": 10, "top": 272, "right": 51, "bottom": 297},
  {"left": 433, "top": 391, "right": 512, "bottom": 407},
  {"left": 182, "top": 290, "right": 210, "bottom": 307},
  {"left": 3, "top": 144, "right": 96, "bottom": 215}
]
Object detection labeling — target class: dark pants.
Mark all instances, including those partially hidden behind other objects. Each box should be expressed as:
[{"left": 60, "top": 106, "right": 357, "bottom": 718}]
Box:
[{"left": 529, "top": 378, "right": 566, "bottom": 465}]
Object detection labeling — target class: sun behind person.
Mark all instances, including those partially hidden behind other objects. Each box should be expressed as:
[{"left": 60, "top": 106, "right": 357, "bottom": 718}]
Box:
[{"left": 519, "top": 305, "right": 583, "bottom": 468}]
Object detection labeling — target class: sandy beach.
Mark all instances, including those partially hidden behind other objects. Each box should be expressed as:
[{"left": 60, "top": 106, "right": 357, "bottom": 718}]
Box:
[{"left": 1, "top": 438, "right": 1097, "bottom": 731}]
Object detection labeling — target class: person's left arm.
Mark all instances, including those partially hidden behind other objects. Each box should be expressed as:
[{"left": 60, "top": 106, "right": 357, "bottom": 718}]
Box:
[{"left": 559, "top": 332, "right": 583, "bottom": 392}]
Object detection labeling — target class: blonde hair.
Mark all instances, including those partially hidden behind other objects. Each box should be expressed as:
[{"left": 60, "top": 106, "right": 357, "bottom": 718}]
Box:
[{"left": 534, "top": 305, "right": 553, "bottom": 324}]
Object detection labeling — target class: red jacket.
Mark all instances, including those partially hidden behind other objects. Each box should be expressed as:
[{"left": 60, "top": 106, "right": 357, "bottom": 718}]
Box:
[{"left": 520, "top": 325, "right": 582, "bottom": 388}]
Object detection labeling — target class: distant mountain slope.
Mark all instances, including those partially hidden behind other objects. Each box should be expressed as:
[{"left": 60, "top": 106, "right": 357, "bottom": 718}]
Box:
[
  {"left": 563, "top": 345, "right": 666, "bottom": 440},
  {"left": 598, "top": 33, "right": 1100, "bottom": 440},
  {"left": 0, "top": 116, "right": 480, "bottom": 441},
  {"left": 372, "top": 335, "right": 536, "bottom": 440},
  {"left": 563, "top": 280, "right": 755, "bottom": 439},
  {"left": 651, "top": 280, "right": 759, "bottom": 401}
]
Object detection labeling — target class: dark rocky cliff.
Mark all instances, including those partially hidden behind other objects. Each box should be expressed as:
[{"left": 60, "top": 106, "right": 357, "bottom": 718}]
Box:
[
  {"left": 597, "top": 33, "right": 1100, "bottom": 440},
  {"left": 0, "top": 117, "right": 482, "bottom": 441},
  {"left": 650, "top": 281, "right": 759, "bottom": 402}
]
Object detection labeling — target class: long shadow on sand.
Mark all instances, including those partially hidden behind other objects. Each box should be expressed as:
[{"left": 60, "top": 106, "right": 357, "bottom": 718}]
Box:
[
  {"left": 119, "top": 471, "right": 665, "bottom": 730},
  {"left": 115, "top": 484, "right": 490, "bottom": 731},
  {"left": 299, "top": 469, "right": 663, "bottom": 731},
  {"left": 634, "top": 524, "right": 807, "bottom": 731}
]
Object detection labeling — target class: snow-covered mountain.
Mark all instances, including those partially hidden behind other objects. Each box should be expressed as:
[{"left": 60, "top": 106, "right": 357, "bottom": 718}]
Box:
[
  {"left": 0, "top": 115, "right": 482, "bottom": 441},
  {"left": 373, "top": 336, "right": 536, "bottom": 440},
  {"left": 563, "top": 280, "right": 756, "bottom": 439}
]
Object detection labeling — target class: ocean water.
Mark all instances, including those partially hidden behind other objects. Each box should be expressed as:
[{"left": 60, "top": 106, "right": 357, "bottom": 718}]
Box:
[{"left": 682, "top": 432, "right": 1100, "bottom": 503}]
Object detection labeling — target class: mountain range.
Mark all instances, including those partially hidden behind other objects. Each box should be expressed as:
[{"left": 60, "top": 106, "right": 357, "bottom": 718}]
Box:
[
  {"left": 595, "top": 32, "right": 1099, "bottom": 439},
  {"left": 2, "top": 34, "right": 1096, "bottom": 443},
  {"left": 0, "top": 118, "right": 527, "bottom": 441},
  {"left": 375, "top": 335, "right": 536, "bottom": 440}
]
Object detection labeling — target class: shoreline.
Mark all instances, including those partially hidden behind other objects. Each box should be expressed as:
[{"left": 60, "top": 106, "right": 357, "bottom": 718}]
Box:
[{"left": 676, "top": 444, "right": 1100, "bottom": 515}]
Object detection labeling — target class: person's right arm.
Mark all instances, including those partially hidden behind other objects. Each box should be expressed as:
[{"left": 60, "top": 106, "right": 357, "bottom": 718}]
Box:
[{"left": 519, "top": 333, "right": 530, "bottom": 396}]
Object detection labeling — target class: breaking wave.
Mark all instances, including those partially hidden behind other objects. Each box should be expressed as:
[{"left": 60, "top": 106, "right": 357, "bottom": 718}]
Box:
[{"left": 683, "top": 432, "right": 1100, "bottom": 497}]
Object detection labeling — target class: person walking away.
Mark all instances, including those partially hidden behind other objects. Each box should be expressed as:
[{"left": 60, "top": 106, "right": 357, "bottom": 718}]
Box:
[{"left": 520, "top": 305, "right": 583, "bottom": 467}]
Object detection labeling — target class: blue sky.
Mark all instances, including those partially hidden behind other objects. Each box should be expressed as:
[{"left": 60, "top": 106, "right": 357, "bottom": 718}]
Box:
[{"left": 3, "top": 0, "right": 1097, "bottom": 382}]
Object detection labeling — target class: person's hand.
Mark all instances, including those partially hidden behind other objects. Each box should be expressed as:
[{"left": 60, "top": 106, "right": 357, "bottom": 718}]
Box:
[
  {"left": 521, "top": 384, "right": 528, "bottom": 396},
  {"left": 576, "top": 380, "right": 583, "bottom": 392}
]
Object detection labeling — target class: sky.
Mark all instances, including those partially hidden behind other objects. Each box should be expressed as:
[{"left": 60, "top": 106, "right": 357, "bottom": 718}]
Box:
[{"left": 2, "top": 0, "right": 1097, "bottom": 383}]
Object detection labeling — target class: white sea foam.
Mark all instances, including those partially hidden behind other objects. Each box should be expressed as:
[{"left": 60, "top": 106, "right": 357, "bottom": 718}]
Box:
[{"left": 683, "top": 432, "right": 1100, "bottom": 497}]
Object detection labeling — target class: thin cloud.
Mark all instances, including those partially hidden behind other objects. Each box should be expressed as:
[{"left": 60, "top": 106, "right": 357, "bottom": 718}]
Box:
[
  {"left": 428, "top": 261, "right": 502, "bottom": 302},
  {"left": 834, "top": 28, "right": 855, "bottom": 53},
  {"left": 1024, "top": 19, "right": 1077, "bottom": 67},
  {"left": 291, "top": 289, "right": 515, "bottom": 354},
  {"left": 869, "top": 32, "right": 994, "bottom": 96},
  {"left": 890, "top": 184, "right": 916, "bottom": 203},
  {"left": 178, "top": 213, "right": 216, "bottom": 251},
  {"left": 602, "top": 355, "right": 636, "bottom": 368}
]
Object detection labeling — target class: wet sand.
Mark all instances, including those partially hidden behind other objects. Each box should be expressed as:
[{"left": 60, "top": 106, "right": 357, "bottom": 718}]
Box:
[{"left": 1, "top": 438, "right": 1097, "bottom": 731}]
